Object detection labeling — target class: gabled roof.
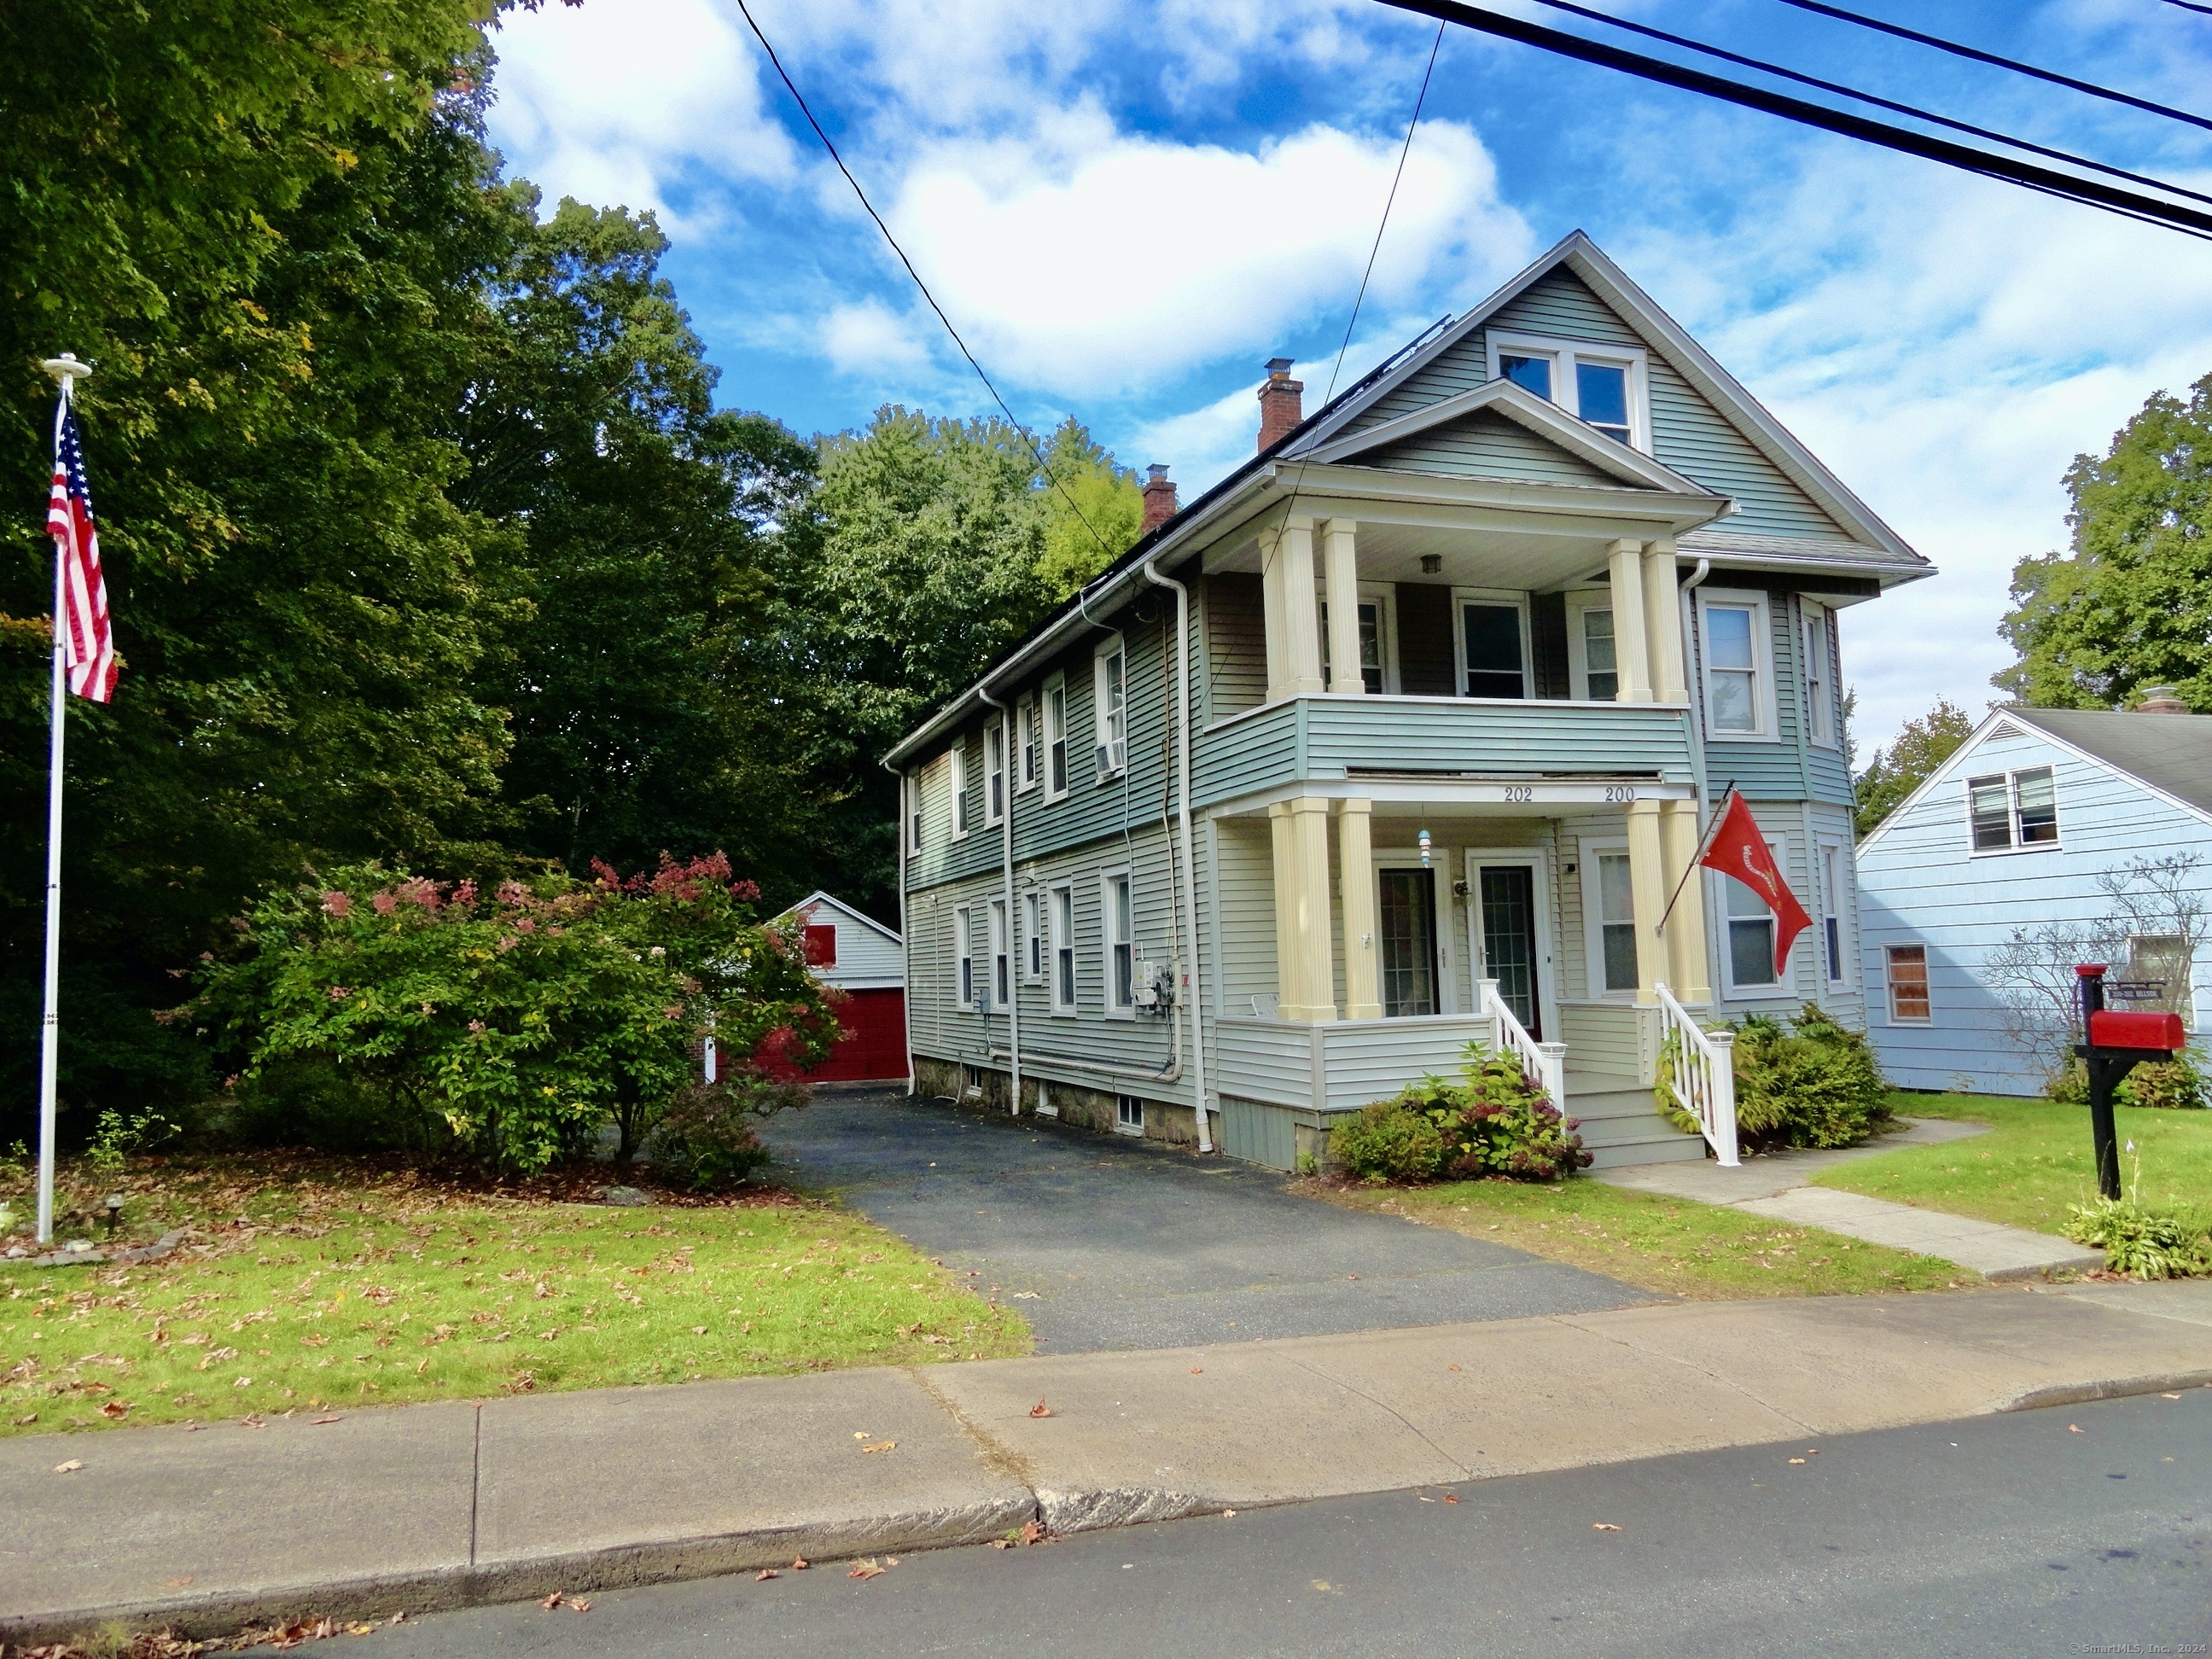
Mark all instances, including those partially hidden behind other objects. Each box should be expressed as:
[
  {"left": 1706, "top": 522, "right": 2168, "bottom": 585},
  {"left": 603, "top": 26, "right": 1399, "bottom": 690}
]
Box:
[
  {"left": 1304, "top": 376, "right": 1712, "bottom": 494},
  {"left": 1856, "top": 706, "right": 2212, "bottom": 853},
  {"left": 771, "top": 890, "right": 902, "bottom": 946},
  {"left": 1283, "top": 230, "right": 1927, "bottom": 568}
]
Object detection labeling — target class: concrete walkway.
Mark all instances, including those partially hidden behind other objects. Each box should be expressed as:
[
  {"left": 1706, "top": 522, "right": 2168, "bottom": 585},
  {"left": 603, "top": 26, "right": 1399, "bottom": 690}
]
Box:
[
  {"left": 1597, "top": 1118, "right": 2107, "bottom": 1281},
  {"left": 5, "top": 1281, "right": 2208, "bottom": 1647}
]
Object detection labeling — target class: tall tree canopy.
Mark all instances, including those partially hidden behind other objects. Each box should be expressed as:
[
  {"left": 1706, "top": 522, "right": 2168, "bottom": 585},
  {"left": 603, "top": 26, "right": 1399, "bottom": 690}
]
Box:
[
  {"left": 1997, "top": 374, "right": 2212, "bottom": 710},
  {"left": 1854, "top": 696, "right": 1976, "bottom": 837}
]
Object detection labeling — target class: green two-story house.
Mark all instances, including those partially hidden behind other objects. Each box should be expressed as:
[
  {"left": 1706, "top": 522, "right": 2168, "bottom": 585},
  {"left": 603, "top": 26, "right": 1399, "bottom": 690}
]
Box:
[{"left": 885, "top": 232, "right": 1932, "bottom": 1171}]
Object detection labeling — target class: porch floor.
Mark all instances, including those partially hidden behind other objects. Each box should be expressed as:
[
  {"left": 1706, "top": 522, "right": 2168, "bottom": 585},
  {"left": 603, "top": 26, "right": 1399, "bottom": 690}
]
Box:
[{"left": 1562, "top": 1071, "right": 1706, "bottom": 1170}]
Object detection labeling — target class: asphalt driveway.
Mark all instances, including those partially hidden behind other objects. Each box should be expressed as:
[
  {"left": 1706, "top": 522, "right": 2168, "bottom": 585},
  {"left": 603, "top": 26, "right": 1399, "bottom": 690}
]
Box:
[{"left": 760, "top": 1085, "right": 1652, "bottom": 1353}]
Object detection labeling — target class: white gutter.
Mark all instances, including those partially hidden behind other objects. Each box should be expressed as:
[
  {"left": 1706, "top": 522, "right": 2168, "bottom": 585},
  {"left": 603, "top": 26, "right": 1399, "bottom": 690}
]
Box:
[
  {"left": 882, "top": 756, "right": 915, "bottom": 1097},
  {"left": 977, "top": 687, "right": 1022, "bottom": 1117},
  {"left": 1144, "top": 557, "right": 1210, "bottom": 1153}
]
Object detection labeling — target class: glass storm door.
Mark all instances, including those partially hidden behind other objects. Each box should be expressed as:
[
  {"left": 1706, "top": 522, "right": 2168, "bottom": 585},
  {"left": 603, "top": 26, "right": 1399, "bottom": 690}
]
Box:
[
  {"left": 1476, "top": 864, "right": 1540, "bottom": 1038},
  {"left": 1377, "top": 868, "right": 1440, "bottom": 1017}
]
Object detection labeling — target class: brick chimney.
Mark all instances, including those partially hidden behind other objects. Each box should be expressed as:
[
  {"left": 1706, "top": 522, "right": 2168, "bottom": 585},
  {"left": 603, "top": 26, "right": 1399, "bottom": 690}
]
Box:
[
  {"left": 1256, "top": 356, "right": 1303, "bottom": 452},
  {"left": 2135, "top": 684, "right": 2190, "bottom": 713},
  {"left": 1141, "top": 463, "right": 1178, "bottom": 532}
]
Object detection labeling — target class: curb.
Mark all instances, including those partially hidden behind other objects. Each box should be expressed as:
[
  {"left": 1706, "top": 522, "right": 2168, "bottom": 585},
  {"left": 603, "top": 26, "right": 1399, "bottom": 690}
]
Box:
[{"left": 1997, "top": 1370, "right": 2212, "bottom": 1413}]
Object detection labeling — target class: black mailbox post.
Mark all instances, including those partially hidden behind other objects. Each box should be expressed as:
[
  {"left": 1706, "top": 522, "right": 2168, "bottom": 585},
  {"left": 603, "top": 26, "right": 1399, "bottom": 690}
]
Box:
[{"left": 2073, "top": 963, "right": 2187, "bottom": 1202}]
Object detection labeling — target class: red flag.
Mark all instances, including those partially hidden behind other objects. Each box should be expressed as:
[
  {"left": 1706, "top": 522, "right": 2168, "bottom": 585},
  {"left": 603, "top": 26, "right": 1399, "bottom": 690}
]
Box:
[{"left": 1698, "top": 791, "right": 1811, "bottom": 979}]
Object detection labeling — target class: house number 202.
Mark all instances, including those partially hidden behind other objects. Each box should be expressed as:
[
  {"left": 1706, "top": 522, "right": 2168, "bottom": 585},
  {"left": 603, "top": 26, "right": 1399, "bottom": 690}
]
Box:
[{"left": 1499, "top": 785, "right": 1534, "bottom": 804}]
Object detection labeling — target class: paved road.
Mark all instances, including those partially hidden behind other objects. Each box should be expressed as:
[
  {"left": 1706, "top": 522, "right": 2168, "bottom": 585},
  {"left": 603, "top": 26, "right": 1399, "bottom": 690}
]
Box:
[
  {"left": 757, "top": 1085, "right": 1648, "bottom": 1352},
  {"left": 360, "top": 1389, "right": 2212, "bottom": 1658}
]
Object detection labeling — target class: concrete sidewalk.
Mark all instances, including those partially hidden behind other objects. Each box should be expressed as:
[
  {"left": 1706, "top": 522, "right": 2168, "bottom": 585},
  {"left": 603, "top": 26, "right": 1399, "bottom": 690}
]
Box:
[
  {"left": 1598, "top": 1117, "right": 2107, "bottom": 1280},
  {"left": 4, "top": 1280, "right": 2208, "bottom": 1645}
]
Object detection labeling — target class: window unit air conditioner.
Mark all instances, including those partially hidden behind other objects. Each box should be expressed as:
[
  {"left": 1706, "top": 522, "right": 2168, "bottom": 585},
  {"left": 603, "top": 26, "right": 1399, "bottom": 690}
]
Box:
[{"left": 1096, "top": 741, "right": 1124, "bottom": 775}]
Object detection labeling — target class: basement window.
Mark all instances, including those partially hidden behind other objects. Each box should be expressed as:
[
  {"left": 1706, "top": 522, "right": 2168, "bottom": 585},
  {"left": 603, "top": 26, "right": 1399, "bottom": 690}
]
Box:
[{"left": 1115, "top": 1095, "right": 1144, "bottom": 1135}]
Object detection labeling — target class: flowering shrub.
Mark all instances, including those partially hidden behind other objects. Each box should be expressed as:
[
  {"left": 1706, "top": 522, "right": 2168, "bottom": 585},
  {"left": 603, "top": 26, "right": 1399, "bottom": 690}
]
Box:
[
  {"left": 653, "top": 1065, "right": 811, "bottom": 1190},
  {"left": 1330, "top": 1043, "right": 1591, "bottom": 1184},
  {"left": 189, "top": 855, "right": 839, "bottom": 1174}
]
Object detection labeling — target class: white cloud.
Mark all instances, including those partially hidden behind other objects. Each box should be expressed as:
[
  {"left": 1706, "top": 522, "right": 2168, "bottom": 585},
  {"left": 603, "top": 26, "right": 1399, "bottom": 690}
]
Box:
[
  {"left": 819, "top": 299, "right": 935, "bottom": 379},
  {"left": 883, "top": 111, "right": 1534, "bottom": 399}
]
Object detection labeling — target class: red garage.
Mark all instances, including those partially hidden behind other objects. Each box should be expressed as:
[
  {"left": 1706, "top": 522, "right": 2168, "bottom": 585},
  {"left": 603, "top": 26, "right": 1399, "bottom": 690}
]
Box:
[{"left": 767, "top": 892, "right": 907, "bottom": 1083}]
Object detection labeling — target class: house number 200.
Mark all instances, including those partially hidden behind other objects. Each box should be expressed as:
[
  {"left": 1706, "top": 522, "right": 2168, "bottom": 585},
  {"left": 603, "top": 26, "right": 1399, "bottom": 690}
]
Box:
[{"left": 1604, "top": 784, "right": 1639, "bottom": 803}]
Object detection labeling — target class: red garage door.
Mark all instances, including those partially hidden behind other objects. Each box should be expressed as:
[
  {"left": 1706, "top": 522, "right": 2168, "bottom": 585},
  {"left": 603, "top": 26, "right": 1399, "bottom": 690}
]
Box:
[{"left": 804, "top": 987, "right": 907, "bottom": 1082}]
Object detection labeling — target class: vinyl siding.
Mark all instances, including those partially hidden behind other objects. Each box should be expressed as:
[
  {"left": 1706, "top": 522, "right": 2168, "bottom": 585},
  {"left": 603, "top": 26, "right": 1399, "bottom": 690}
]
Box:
[
  {"left": 1202, "top": 573, "right": 1266, "bottom": 720},
  {"left": 1356, "top": 408, "right": 1624, "bottom": 485}
]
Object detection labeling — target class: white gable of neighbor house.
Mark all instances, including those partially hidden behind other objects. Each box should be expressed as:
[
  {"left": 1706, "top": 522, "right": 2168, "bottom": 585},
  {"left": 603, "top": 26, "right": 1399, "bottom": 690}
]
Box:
[
  {"left": 773, "top": 893, "right": 905, "bottom": 990},
  {"left": 1854, "top": 719, "right": 2212, "bottom": 1097}
]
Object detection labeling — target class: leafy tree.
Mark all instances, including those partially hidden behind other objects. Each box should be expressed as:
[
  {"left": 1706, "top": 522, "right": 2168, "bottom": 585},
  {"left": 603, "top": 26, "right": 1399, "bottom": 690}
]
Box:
[
  {"left": 1996, "top": 374, "right": 2212, "bottom": 710},
  {"left": 1854, "top": 696, "right": 1976, "bottom": 837},
  {"left": 1035, "top": 416, "right": 1143, "bottom": 600}
]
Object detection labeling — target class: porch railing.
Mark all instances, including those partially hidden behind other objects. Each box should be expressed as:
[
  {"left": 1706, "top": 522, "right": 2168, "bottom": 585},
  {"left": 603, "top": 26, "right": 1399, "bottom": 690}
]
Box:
[
  {"left": 1654, "top": 981, "right": 1738, "bottom": 1166},
  {"left": 1476, "top": 977, "right": 1568, "bottom": 1109}
]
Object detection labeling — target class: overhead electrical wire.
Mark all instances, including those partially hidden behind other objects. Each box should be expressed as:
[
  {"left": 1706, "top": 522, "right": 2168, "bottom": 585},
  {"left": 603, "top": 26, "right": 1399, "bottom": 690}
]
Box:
[
  {"left": 2163, "top": 0, "right": 2212, "bottom": 15},
  {"left": 730, "top": 0, "right": 1117, "bottom": 560},
  {"left": 1524, "top": 0, "right": 2212, "bottom": 210},
  {"left": 1772, "top": 0, "right": 2212, "bottom": 136},
  {"left": 1377, "top": 0, "right": 2212, "bottom": 242}
]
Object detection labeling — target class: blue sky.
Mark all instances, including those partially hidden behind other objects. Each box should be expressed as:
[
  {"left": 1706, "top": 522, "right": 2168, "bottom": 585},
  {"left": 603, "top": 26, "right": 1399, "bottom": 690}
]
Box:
[{"left": 482, "top": 0, "right": 2212, "bottom": 750}]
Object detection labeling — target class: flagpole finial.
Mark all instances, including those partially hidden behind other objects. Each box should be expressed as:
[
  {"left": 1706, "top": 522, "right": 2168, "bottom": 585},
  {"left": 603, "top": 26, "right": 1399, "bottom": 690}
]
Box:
[{"left": 40, "top": 354, "right": 92, "bottom": 384}]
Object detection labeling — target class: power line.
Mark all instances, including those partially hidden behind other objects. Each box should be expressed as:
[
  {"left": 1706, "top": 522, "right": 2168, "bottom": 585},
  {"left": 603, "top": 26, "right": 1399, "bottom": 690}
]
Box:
[
  {"left": 2164, "top": 0, "right": 2212, "bottom": 15},
  {"left": 1773, "top": 0, "right": 2212, "bottom": 137},
  {"left": 1378, "top": 0, "right": 2212, "bottom": 242},
  {"left": 730, "top": 0, "right": 1116, "bottom": 559},
  {"left": 1526, "top": 0, "right": 2212, "bottom": 211}
]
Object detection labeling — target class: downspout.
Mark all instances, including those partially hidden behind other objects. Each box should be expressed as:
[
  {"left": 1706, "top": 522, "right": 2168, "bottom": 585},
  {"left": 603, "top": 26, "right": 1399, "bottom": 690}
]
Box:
[
  {"left": 882, "top": 757, "right": 915, "bottom": 1096},
  {"left": 1144, "top": 557, "right": 1211, "bottom": 1153},
  {"left": 978, "top": 687, "right": 1022, "bottom": 1116}
]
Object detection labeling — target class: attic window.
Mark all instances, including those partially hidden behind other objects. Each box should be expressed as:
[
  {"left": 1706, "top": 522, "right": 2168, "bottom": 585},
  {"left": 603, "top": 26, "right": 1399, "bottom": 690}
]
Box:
[
  {"left": 1967, "top": 766, "right": 2058, "bottom": 853},
  {"left": 1488, "top": 331, "right": 1650, "bottom": 451}
]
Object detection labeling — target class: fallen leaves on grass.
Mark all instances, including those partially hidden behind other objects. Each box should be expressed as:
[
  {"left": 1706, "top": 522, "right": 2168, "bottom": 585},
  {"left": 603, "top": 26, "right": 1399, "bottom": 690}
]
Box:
[{"left": 1028, "top": 1400, "right": 1054, "bottom": 1418}]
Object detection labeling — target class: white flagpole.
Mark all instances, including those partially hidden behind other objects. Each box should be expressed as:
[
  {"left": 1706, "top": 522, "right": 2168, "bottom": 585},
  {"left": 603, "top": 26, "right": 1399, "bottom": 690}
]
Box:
[{"left": 36, "top": 353, "right": 90, "bottom": 1246}]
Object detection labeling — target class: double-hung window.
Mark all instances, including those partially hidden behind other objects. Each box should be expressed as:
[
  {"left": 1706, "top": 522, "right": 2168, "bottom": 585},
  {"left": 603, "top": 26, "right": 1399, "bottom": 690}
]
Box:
[
  {"left": 1050, "top": 882, "right": 1076, "bottom": 1012},
  {"left": 1489, "top": 332, "right": 1648, "bottom": 450},
  {"left": 1457, "top": 593, "right": 1530, "bottom": 700},
  {"left": 1885, "top": 945, "right": 1930, "bottom": 1024},
  {"left": 949, "top": 741, "right": 971, "bottom": 839},
  {"left": 955, "top": 906, "right": 975, "bottom": 1010},
  {"left": 1016, "top": 696, "right": 1039, "bottom": 793},
  {"left": 1022, "top": 889, "right": 1044, "bottom": 981},
  {"left": 1697, "top": 590, "right": 1773, "bottom": 740},
  {"left": 1043, "top": 674, "right": 1069, "bottom": 800},
  {"left": 1566, "top": 596, "right": 1618, "bottom": 701},
  {"left": 907, "top": 771, "right": 923, "bottom": 854},
  {"left": 1103, "top": 871, "right": 1134, "bottom": 1016},
  {"left": 1819, "top": 841, "right": 1847, "bottom": 985},
  {"left": 1721, "top": 833, "right": 1791, "bottom": 994},
  {"left": 1093, "top": 640, "right": 1126, "bottom": 779},
  {"left": 989, "top": 897, "right": 1009, "bottom": 1008},
  {"left": 1582, "top": 842, "right": 1639, "bottom": 997},
  {"left": 1319, "top": 586, "right": 1395, "bottom": 694},
  {"left": 1802, "top": 602, "right": 1838, "bottom": 748},
  {"left": 984, "top": 719, "right": 1005, "bottom": 827},
  {"left": 1968, "top": 765, "right": 2058, "bottom": 853}
]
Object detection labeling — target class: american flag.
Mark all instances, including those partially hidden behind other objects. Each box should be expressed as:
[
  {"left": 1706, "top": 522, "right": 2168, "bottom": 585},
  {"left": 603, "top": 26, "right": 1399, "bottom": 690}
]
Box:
[{"left": 47, "top": 405, "right": 117, "bottom": 703}]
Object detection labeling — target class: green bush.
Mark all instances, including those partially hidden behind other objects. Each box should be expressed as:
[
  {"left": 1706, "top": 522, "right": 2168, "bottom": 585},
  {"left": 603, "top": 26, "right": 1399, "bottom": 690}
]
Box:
[
  {"left": 1328, "top": 1102, "right": 1443, "bottom": 1184},
  {"left": 1732, "top": 1004, "right": 1893, "bottom": 1151},
  {"left": 1335, "top": 1043, "right": 1590, "bottom": 1185},
  {"left": 2116, "top": 1055, "right": 2207, "bottom": 1111},
  {"left": 2045, "top": 1057, "right": 2090, "bottom": 1105},
  {"left": 2063, "top": 1195, "right": 2212, "bottom": 1278},
  {"left": 652, "top": 1066, "right": 808, "bottom": 1190}
]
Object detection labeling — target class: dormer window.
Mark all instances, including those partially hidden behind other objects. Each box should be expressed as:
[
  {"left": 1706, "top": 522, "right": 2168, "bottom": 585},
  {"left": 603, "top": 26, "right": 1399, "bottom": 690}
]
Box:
[{"left": 1488, "top": 331, "right": 1650, "bottom": 451}]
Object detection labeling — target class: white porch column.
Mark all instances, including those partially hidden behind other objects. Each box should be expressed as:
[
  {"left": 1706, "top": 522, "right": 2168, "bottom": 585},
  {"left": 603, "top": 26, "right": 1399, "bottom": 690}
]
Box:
[
  {"left": 1606, "top": 538, "right": 1653, "bottom": 704},
  {"left": 1627, "top": 799, "right": 1668, "bottom": 1004},
  {"left": 1268, "top": 515, "right": 1324, "bottom": 698},
  {"left": 1260, "top": 528, "right": 1289, "bottom": 700},
  {"left": 1661, "top": 798, "right": 1714, "bottom": 1002},
  {"left": 1336, "top": 798, "right": 1382, "bottom": 1020},
  {"left": 1641, "top": 538, "right": 1688, "bottom": 704},
  {"left": 1271, "top": 797, "right": 1337, "bottom": 1022},
  {"left": 1321, "top": 518, "right": 1363, "bottom": 695}
]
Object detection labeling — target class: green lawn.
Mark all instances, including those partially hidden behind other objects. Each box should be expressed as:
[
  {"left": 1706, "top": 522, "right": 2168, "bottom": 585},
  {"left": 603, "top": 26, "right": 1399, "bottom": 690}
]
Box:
[
  {"left": 1307, "top": 1175, "right": 1968, "bottom": 1300},
  {"left": 1813, "top": 1093, "right": 2212, "bottom": 1236},
  {"left": 1, "top": 1155, "right": 1028, "bottom": 1438}
]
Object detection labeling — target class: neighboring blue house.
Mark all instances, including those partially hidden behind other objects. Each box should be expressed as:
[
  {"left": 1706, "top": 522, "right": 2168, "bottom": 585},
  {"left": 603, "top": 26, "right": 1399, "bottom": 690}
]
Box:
[{"left": 1856, "top": 696, "right": 2212, "bottom": 1096}]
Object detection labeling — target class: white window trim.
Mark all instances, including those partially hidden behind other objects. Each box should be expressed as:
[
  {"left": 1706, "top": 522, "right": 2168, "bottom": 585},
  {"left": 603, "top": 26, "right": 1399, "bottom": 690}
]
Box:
[
  {"left": 1802, "top": 601, "right": 1840, "bottom": 750},
  {"left": 1577, "top": 835, "right": 1638, "bottom": 1002},
  {"left": 949, "top": 740, "right": 971, "bottom": 841},
  {"left": 907, "top": 769, "right": 924, "bottom": 854},
  {"left": 1371, "top": 849, "right": 1458, "bottom": 1016},
  {"left": 984, "top": 717, "right": 1006, "bottom": 829},
  {"left": 1883, "top": 943, "right": 1933, "bottom": 1027},
  {"left": 1487, "top": 329, "right": 1652, "bottom": 453},
  {"left": 1563, "top": 589, "right": 1618, "bottom": 703},
  {"left": 1042, "top": 672, "right": 1070, "bottom": 803},
  {"left": 1716, "top": 830, "right": 1798, "bottom": 1000},
  {"left": 1965, "top": 764, "right": 2064, "bottom": 858},
  {"left": 988, "top": 895, "right": 1009, "bottom": 1010},
  {"left": 1817, "top": 836, "right": 1848, "bottom": 987},
  {"left": 1049, "top": 881, "right": 1077, "bottom": 1015},
  {"left": 1101, "top": 866, "right": 1135, "bottom": 1019},
  {"left": 1450, "top": 587, "right": 1535, "bottom": 701},
  {"left": 1114, "top": 1095, "right": 1145, "bottom": 1136},
  {"left": 953, "top": 904, "right": 976, "bottom": 1011},
  {"left": 1016, "top": 695, "right": 1039, "bottom": 794},
  {"left": 1696, "top": 587, "right": 1779, "bottom": 743},
  {"left": 1022, "top": 888, "right": 1045, "bottom": 983},
  {"left": 1317, "top": 581, "right": 1400, "bottom": 695},
  {"left": 1093, "top": 636, "right": 1127, "bottom": 783}
]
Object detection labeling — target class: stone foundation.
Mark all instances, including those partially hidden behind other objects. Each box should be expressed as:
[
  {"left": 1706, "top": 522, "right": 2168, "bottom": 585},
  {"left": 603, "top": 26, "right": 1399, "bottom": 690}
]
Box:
[{"left": 911, "top": 1054, "right": 1204, "bottom": 1148}]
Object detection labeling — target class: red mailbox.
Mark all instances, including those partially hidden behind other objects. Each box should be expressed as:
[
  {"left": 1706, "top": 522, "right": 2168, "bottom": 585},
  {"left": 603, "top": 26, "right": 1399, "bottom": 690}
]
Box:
[{"left": 2087, "top": 1008, "right": 2188, "bottom": 1052}]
